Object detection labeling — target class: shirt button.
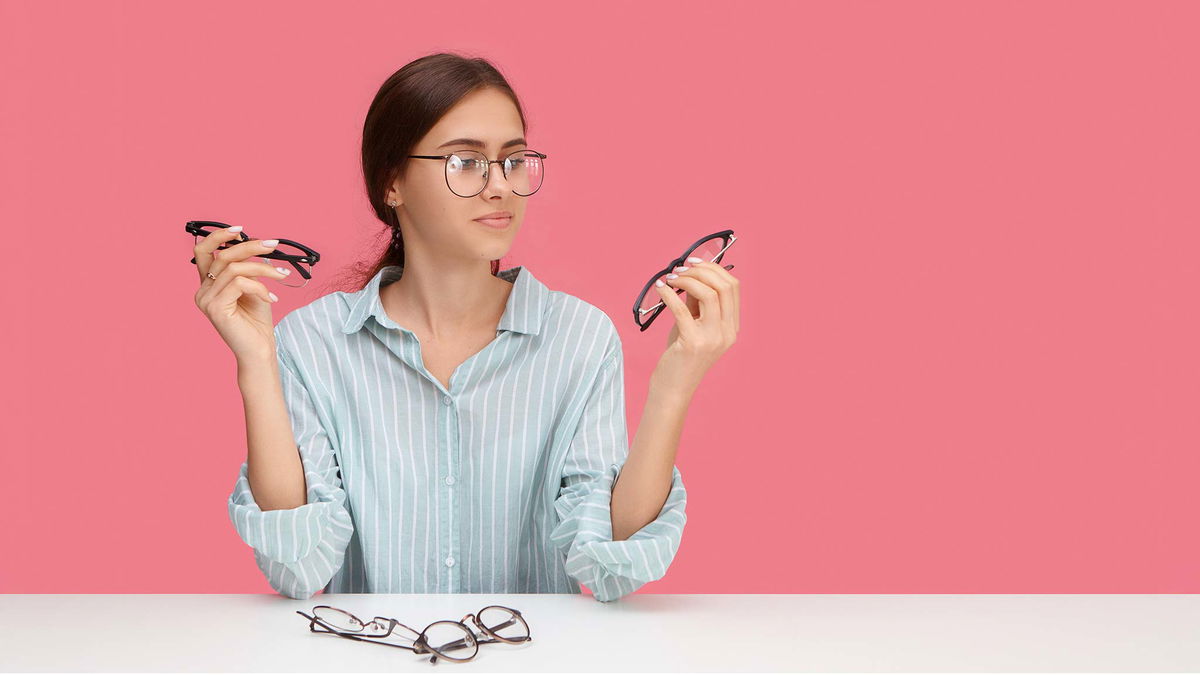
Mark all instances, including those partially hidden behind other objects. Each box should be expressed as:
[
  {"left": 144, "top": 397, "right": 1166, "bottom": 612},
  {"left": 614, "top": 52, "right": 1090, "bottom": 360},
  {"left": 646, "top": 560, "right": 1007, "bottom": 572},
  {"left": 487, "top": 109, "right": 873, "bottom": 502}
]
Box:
[
  {"left": 445, "top": 556, "right": 455, "bottom": 567},
  {"left": 444, "top": 475, "right": 456, "bottom": 486},
  {"left": 442, "top": 395, "right": 451, "bottom": 405}
]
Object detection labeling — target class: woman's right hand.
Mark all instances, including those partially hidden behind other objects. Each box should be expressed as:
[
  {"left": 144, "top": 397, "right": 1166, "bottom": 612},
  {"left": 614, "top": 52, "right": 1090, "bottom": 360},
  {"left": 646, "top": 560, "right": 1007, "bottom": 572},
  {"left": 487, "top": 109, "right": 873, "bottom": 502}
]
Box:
[{"left": 193, "top": 226, "right": 295, "bottom": 362}]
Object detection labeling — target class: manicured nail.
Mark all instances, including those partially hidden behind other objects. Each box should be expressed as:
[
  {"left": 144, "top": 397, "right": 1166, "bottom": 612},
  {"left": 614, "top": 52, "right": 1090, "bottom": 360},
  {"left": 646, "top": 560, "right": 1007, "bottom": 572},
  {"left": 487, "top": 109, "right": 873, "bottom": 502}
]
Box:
[
  {"left": 673, "top": 266, "right": 689, "bottom": 272},
  {"left": 268, "top": 292, "right": 279, "bottom": 302},
  {"left": 228, "top": 226, "right": 243, "bottom": 233},
  {"left": 655, "top": 279, "right": 665, "bottom": 287},
  {"left": 276, "top": 267, "right": 291, "bottom": 275},
  {"left": 261, "top": 239, "right": 278, "bottom": 247},
  {"left": 666, "top": 273, "right": 679, "bottom": 280},
  {"left": 686, "top": 256, "right": 704, "bottom": 263}
]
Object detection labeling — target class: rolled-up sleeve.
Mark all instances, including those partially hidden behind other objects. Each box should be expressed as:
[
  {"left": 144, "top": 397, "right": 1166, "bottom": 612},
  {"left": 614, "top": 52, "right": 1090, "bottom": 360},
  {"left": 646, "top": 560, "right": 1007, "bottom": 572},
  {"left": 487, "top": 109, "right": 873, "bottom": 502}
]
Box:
[
  {"left": 227, "top": 334, "right": 355, "bottom": 599},
  {"left": 548, "top": 323, "right": 688, "bottom": 602}
]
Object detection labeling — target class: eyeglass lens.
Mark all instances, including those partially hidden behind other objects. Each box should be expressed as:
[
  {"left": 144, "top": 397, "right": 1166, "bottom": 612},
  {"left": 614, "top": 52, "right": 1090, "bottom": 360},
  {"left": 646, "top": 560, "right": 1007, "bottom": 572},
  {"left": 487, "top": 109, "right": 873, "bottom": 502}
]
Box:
[
  {"left": 477, "top": 606, "right": 529, "bottom": 642},
  {"left": 421, "top": 621, "right": 479, "bottom": 660},
  {"left": 193, "top": 224, "right": 311, "bottom": 288},
  {"left": 638, "top": 236, "right": 732, "bottom": 318},
  {"left": 446, "top": 150, "right": 544, "bottom": 197}
]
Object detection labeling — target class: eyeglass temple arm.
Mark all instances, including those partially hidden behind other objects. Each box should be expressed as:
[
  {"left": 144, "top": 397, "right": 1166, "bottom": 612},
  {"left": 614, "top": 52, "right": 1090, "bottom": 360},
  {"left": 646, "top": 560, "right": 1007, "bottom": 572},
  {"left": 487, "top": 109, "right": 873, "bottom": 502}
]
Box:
[{"left": 297, "top": 616, "right": 426, "bottom": 655}]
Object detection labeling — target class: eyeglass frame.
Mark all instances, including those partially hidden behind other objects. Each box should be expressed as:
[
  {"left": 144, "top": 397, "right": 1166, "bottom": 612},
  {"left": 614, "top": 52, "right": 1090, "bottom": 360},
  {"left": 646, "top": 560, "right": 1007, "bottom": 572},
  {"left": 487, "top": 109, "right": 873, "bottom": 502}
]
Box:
[
  {"left": 186, "top": 220, "right": 321, "bottom": 285},
  {"left": 407, "top": 148, "right": 548, "bottom": 197},
  {"left": 295, "top": 604, "right": 532, "bottom": 665},
  {"left": 633, "top": 229, "right": 737, "bottom": 332}
]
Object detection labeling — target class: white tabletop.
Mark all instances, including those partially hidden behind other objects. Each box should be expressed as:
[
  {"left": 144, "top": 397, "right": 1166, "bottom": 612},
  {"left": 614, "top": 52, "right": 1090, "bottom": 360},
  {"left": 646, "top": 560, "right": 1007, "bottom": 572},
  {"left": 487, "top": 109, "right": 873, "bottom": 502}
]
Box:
[{"left": 1, "top": 594, "right": 1197, "bottom": 672}]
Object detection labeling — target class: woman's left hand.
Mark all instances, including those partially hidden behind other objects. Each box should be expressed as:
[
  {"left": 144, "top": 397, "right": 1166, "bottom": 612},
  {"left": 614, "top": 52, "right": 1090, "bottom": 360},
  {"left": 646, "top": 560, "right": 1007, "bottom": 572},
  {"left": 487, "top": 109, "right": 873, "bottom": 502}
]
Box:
[{"left": 650, "top": 259, "right": 740, "bottom": 397}]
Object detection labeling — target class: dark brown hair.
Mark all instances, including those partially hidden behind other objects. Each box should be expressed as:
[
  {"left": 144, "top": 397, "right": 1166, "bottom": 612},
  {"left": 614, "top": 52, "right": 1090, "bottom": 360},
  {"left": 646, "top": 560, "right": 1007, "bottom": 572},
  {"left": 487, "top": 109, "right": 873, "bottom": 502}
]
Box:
[{"left": 334, "top": 52, "right": 529, "bottom": 292}]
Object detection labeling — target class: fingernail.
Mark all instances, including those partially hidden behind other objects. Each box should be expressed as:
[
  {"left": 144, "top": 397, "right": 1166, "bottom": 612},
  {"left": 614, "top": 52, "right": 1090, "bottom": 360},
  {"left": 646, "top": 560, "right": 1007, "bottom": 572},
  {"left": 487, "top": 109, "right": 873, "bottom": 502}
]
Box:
[
  {"left": 268, "top": 292, "right": 279, "bottom": 302},
  {"left": 655, "top": 279, "right": 665, "bottom": 287},
  {"left": 276, "top": 266, "right": 291, "bottom": 275},
  {"left": 666, "top": 273, "right": 679, "bottom": 280},
  {"left": 228, "top": 226, "right": 243, "bottom": 233},
  {"left": 673, "top": 266, "right": 689, "bottom": 272},
  {"left": 686, "top": 256, "right": 703, "bottom": 263},
  {"left": 261, "top": 239, "right": 278, "bottom": 247}
]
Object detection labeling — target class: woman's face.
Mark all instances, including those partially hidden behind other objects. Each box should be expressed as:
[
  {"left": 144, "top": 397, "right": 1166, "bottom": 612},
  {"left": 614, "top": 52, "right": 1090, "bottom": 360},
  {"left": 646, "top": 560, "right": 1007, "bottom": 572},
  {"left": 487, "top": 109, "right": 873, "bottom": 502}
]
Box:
[{"left": 388, "top": 87, "right": 529, "bottom": 267}]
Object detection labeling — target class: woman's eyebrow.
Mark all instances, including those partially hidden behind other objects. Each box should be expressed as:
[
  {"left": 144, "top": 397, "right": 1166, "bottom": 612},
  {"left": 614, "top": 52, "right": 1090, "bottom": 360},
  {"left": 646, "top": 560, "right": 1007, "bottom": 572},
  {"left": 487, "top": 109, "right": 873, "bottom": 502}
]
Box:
[{"left": 436, "top": 137, "right": 527, "bottom": 150}]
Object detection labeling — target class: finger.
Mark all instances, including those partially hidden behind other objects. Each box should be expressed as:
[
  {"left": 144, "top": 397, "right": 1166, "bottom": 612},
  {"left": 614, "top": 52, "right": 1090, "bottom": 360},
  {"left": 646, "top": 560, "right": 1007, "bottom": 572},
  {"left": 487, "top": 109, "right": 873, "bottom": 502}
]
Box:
[
  {"left": 654, "top": 278, "right": 701, "bottom": 341},
  {"left": 208, "top": 237, "right": 280, "bottom": 284},
  {"left": 696, "top": 260, "right": 740, "bottom": 334},
  {"left": 211, "top": 275, "right": 277, "bottom": 313},
  {"left": 207, "top": 260, "right": 293, "bottom": 300},
  {"left": 194, "top": 225, "right": 245, "bottom": 282},
  {"left": 731, "top": 270, "right": 739, "bottom": 334},
  {"left": 662, "top": 274, "right": 720, "bottom": 333},
  {"left": 679, "top": 261, "right": 738, "bottom": 334},
  {"left": 666, "top": 263, "right": 728, "bottom": 328}
]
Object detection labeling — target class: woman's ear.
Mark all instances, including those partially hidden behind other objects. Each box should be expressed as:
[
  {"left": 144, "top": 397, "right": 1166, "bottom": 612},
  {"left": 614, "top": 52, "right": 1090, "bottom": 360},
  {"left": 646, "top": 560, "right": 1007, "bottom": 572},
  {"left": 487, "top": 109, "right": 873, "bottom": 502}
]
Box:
[{"left": 387, "top": 170, "right": 406, "bottom": 208}]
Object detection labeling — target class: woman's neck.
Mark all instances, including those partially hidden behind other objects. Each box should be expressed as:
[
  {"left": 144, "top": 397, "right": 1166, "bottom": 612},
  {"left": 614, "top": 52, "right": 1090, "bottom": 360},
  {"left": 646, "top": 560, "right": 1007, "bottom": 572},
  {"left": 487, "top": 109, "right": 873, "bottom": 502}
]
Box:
[{"left": 379, "top": 264, "right": 512, "bottom": 339}]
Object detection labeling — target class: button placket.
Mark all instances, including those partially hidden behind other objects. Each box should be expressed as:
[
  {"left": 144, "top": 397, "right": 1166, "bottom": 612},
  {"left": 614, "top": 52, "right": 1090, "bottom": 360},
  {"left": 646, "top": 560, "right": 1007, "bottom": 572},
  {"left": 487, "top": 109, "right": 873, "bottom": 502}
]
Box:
[{"left": 441, "top": 389, "right": 459, "bottom": 591}]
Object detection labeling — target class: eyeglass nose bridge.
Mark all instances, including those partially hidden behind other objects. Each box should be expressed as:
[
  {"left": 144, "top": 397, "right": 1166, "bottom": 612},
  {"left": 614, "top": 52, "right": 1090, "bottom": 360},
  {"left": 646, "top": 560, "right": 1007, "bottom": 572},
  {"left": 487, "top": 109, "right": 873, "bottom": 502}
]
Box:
[
  {"left": 475, "top": 158, "right": 514, "bottom": 194},
  {"left": 458, "top": 610, "right": 501, "bottom": 636}
]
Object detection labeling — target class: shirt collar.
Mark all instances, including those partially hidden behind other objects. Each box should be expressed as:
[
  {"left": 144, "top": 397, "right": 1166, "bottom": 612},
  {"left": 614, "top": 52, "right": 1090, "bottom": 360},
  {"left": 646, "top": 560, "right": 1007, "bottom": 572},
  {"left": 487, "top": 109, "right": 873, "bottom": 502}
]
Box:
[{"left": 340, "top": 264, "right": 549, "bottom": 336}]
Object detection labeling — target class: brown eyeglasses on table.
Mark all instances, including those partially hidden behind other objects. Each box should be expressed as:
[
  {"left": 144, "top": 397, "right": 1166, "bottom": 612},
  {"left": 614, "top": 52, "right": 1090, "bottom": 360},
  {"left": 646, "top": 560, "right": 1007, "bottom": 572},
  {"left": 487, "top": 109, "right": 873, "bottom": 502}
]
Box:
[{"left": 295, "top": 604, "right": 532, "bottom": 665}]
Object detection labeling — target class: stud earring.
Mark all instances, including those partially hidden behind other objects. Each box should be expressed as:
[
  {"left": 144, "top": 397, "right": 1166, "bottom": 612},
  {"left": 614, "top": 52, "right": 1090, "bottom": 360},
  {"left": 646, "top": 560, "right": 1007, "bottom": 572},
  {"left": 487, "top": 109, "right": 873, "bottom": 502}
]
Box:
[{"left": 388, "top": 200, "right": 397, "bottom": 208}]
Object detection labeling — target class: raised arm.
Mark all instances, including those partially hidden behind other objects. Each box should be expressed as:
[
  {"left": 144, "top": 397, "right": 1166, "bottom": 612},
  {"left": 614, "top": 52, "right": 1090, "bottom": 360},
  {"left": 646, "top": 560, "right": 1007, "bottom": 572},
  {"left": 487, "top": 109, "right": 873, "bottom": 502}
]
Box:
[
  {"left": 548, "top": 321, "right": 688, "bottom": 602},
  {"left": 227, "top": 329, "right": 354, "bottom": 599}
]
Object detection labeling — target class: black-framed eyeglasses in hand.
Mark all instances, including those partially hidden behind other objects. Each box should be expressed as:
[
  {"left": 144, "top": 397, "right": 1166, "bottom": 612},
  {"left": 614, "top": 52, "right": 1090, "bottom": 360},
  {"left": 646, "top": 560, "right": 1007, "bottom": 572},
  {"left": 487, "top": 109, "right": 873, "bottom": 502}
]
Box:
[
  {"left": 408, "top": 148, "right": 548, "bottom": 198},
  {"left": 634, "top": 229, "right": 737, "bottom": 331},
  {"left": 295, "top": 604, "right": 532, "bottom": 665},
  {"left": 185, "top": 220, "right": 320, "bottom": 289}
]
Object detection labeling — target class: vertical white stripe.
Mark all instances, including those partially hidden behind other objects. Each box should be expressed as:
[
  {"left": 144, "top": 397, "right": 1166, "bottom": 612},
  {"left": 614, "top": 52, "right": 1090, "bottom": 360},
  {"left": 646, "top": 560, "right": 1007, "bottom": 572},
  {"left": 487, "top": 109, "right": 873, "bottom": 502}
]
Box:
[
  {"left": 539, "top": 300, "right": 589, "bottom": 592},
  {"left": 416, "top": 340, "right": 432, "bottom": 593},
  {"left": 529, "top": 312, "right": 551, "bottom": 592},
  {"left": 474, "top": 334, "right": 502, "bottom": 593},
  {"left": 368, "top": 325, "right": 389, "bottom": 590},
  {"left": 309, "top": 300, "right": 346, "bottom": 593},
  {"left": 399, "top": 334, "right": 416, "bottom": 594},
  {"left": 552, "top": 308, "right": 607, "bottom": 594},
  {"left": 453, "top": 330, "right": 485, "bottom": 593},
  {"left": 502, "top": 334, "right": 532, "bottom": 591}
]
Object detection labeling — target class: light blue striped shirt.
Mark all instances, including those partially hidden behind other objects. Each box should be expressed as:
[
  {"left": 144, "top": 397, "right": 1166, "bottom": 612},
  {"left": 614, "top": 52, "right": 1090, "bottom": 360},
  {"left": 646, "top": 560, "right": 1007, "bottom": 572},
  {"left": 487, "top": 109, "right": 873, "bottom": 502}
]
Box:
[{"left": 227, "top": 264, "right": 687, "bottom": 602}]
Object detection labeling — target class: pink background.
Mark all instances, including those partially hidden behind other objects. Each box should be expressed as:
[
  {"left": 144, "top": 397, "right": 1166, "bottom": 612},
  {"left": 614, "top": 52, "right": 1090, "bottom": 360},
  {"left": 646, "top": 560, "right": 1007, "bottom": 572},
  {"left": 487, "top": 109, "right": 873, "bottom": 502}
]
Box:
[{"left": 2, "top": 0, "right": 1197, "bottom": 595}]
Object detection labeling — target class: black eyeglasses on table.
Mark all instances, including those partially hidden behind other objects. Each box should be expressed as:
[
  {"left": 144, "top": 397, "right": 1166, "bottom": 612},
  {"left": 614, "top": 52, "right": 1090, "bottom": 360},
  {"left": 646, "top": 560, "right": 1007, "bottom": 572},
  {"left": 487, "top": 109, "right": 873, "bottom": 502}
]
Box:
[
  {"left": 295, "top": 604, "right": 532, "bottom": 665},
  {"left": 186, "top": 220, "right": 321, "bottom": 288},
  {"left": 633, "top": 229, "right": 737, "bottom": 331}
]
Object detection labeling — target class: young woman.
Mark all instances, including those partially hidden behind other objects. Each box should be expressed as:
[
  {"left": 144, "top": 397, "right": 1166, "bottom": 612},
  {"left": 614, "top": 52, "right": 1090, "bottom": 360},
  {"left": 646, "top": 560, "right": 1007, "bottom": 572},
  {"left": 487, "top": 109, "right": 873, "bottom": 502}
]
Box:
[{"left": 194, "top": 53, "right": 740, "bottom": 602}]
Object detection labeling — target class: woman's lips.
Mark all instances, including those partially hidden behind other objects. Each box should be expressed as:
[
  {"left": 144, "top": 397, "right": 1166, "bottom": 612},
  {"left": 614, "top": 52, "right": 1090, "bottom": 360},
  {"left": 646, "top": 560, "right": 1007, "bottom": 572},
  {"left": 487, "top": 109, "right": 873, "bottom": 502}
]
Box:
[{"left": 475, "top": 216, "right": 512, "bottom": 229}]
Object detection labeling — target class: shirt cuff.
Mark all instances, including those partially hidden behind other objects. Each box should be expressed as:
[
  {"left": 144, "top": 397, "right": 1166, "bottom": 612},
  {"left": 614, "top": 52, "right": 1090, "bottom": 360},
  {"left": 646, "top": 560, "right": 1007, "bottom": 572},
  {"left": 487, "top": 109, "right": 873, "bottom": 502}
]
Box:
[{"left": 550, "top": 460, "right": 687, "bottom": 602}]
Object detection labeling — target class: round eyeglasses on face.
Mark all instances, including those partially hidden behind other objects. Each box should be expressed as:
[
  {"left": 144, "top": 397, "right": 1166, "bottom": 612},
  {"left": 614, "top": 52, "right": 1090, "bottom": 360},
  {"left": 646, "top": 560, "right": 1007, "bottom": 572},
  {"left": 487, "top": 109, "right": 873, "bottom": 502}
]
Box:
[{"left": 408, "top": 149, "right": 547, "bottom": 198}]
